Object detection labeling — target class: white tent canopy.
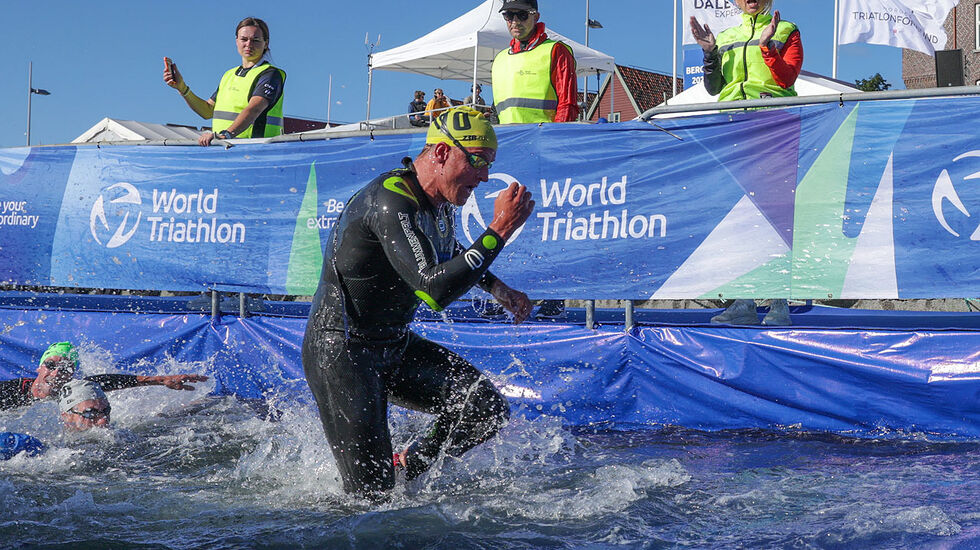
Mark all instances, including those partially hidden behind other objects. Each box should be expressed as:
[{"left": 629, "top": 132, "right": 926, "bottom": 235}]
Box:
[
  {"left": 73, "top": 118, "right": 203, "bottom": 143},
  {"left": 647, "top": 71, "right": 862, "bottom": 119},
  {"left": 370, "top": 0, "right": 615, "bottom": 83}
]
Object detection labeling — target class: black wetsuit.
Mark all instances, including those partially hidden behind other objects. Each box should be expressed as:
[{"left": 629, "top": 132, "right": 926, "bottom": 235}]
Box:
[
  {"left": 0, "top": 374, "right": 145, "bottom": 411},
  {"left": 302, "top": 166, "right": 511, "bottom": 494}
]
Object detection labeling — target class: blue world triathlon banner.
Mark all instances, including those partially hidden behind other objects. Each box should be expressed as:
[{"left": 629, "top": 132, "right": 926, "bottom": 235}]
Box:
[{"left": 1, "top": 95, "right": 979, "bottom": 299}]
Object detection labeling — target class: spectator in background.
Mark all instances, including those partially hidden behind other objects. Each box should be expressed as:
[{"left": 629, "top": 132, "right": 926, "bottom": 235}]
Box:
[
  {"left": 690, "top": 0, "right": 802, "bottom": 326},
  {"left": 491, "top": 0, "right": 578, "bottom": 319},
  {"left": 408, "top": 90, "right": 428, "bottom": 127},
  {"left": 464, "top": 84, "right": 488, "bottom": 112},
  {"left": 425, "top": 88, "right": 452, "bottom": 123},
  {"left": 164, "top": 17, "right": 286, "bottom": 147},
  {"left": 491, "top": 0, "right": 578, "bottom": 124}
]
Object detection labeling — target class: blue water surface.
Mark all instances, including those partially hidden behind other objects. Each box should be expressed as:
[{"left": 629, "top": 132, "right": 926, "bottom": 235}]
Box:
[{"left": 3, "top": 373, "right": 980, "bottom": 550}]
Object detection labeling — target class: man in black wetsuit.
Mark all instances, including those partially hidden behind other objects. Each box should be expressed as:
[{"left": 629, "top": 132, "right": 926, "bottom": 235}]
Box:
[
  {"left": 303, "top": 106, "right": 535, "bottom": 496},
  {"left": 0, "top": 341, "right": 208, "bottom": 411}
]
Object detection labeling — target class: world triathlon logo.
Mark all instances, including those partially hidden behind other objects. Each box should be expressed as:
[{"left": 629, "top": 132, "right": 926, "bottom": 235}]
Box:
[
  {"left": 933, "top": 150, "right": 980, "bottom": 240},
  {"left": 460, "top": 172, "right": 527, "bottom": 246},
  {"left": 89, "top": 182, "right": 142, "bottom": 249}
]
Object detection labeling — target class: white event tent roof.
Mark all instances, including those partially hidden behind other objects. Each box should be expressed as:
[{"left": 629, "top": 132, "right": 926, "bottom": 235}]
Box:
[{"left": 370, "top": 0, "right": 615, "bottom": 84}]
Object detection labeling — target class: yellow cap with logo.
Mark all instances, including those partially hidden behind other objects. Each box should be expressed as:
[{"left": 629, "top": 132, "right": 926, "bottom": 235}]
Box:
[{"left": 426, "top": 106, "right": 497, "bottom": 150}]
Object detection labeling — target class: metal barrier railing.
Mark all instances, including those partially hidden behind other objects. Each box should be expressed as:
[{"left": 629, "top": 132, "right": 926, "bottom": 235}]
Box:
[{"left": 638, "top": 85, "right": 980, "bottom": 120}]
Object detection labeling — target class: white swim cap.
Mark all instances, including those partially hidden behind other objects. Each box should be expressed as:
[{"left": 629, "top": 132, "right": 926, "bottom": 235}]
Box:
[{"left": 59, "top": 380, "right": 108, "bottom": 413}]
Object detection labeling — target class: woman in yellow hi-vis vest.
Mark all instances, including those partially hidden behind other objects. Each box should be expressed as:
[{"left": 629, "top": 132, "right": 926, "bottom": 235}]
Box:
[{"left": 163, "top": 17, "right": 285, "bottom": 147}]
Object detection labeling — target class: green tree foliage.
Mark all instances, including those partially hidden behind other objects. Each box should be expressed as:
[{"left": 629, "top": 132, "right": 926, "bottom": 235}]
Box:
[{"left": 855, "top": 73, "right": 891, "bottom": 92}]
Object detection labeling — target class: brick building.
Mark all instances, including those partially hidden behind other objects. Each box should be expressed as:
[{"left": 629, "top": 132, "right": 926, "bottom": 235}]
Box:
[{"left": 903, "top": 1, "right": 980, "bottom": 88}]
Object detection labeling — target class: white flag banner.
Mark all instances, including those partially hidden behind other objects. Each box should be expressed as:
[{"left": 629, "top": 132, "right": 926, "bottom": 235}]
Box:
[
  {"left": 837, "top": 0, "right": 958, "bottom": 55},
  {"left": 682, "top": 0, "right": 744, "bottom": 46}
]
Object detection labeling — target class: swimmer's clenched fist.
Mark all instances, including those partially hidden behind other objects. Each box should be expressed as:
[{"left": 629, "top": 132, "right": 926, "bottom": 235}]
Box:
[{"left": 489, "top": 181, "right": 534, "bottom": 241}]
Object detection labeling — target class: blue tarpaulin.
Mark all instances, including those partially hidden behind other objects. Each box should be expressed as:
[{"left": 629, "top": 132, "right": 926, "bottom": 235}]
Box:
[{"left": 2, "top": 294, "right": 978, "bottom": 439}]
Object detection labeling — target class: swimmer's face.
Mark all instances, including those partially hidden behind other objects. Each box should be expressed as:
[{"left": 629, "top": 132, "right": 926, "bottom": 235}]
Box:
[
  {"left": 61, "top": 398, "right": 111, "bottom": 431},
  {"left": 443, "top": 145, "right": 495, "bottom": 206},
  {"left": 33, "top": 356, "right": 75, "bottom": 399}
]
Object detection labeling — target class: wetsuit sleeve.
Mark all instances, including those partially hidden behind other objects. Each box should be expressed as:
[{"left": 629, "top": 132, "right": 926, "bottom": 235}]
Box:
[
  {"left": 454, "top": 240, "right": 500, "bottom": 292},
  {"left": 551, "top": 42, "right": 579, "bottom": 122},
  {"left": 703, "top": 47, "right": 726, "bottom": 96},
  {"left": 761, "top": 29, "right": 803, "bottom": 89},
  {"left": 85, "top": 374, "right": 141, "bottom": 392},
  {"left": 0, "top": 378, "right": 33, "bottom": 411},
  {"left": 369, "top": 182, "right": 506, "bottom": 312}
]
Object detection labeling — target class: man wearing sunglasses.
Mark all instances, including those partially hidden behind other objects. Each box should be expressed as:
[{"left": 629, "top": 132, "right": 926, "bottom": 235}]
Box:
[
  {"left": 491, "top": 0, "right": 578, "bottom": 125},
  {"left": 303, "top": 106, "right": 534, "bottom": 497},
  {"left": 58, "top": 379, "right": 111, "bottom": 432},
  {"left": 0, "top": 342, "right": 209, "bottom": 411}
]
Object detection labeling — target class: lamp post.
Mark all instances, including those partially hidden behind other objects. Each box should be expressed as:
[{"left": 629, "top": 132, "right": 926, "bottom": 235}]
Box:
[
  {"left": 27, "top": 62, "right": 51, "bottom": 146},
  {"left": 584, "top": 1, "right": 603, "bottom": 120}
]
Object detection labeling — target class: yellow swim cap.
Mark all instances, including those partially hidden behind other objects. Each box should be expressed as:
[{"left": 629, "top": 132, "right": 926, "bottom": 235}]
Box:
[{"left": 426, "top": 106, "right": 497, "bottom": 150}]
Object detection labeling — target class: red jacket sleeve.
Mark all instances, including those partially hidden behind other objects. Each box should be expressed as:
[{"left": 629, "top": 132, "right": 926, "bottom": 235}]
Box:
[
  {"left": 550, "top": 43, "right": 579, "bottom": 122},
  {"left": 760, "top": 29, "right": 803, "bottom": 89}
]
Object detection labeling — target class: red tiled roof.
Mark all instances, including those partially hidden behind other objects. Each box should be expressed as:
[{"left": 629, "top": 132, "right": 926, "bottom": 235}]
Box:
[{"left": 616, "top": 65, "right": 683, "bottom": 112}]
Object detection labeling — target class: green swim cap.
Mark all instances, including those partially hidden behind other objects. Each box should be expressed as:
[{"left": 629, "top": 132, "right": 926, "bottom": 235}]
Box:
[{"left": 39, "top": 342, "right": 78, "bottom": 372}]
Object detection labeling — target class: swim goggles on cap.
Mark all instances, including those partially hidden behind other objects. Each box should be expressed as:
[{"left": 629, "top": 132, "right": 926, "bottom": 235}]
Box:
[{"left": 435, "top": 112, "right": 492, "bottom": 170}]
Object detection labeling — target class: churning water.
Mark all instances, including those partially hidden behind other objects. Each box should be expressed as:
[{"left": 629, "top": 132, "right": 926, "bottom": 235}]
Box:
[{"left": 3, "top": 356, "right": 980, "bottom": 549}]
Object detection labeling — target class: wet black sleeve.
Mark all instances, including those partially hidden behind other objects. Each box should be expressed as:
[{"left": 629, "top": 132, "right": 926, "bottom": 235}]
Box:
[
  {"left": 0, "top": 378, "right": 33, "bottom": 411},
  {"left": 454, "top": 240, "right": 500, "bottom": 292},
  {"left": 368, "top": 188, "right": 505, "bottom": 311},
  {"left": 85, "top": 374, "right": 141, "bottom": 392}
]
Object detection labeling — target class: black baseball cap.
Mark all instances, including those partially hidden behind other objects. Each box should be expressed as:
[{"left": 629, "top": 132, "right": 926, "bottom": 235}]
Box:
[{"left": 500, "top": 0, "right": 538, "bottom": 12}]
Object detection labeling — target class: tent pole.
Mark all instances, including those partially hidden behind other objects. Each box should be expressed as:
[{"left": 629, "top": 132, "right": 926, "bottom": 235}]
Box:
[
  {"left": 832, "top": 0, "right": 839, "bottom": 79},
  {"left": 672, "top": 0, "right": 678, "bottom": 98},
  {"left": 366, "top": 65, "right": 373, "bottom": 121},
  {"left": 584, "top": 0, "right": 590, "bottom": 119},
  {"left": 472, "top": 35, "right": 479, "bottom": 106},
  {"left": 610, "top": 67, "right": 614, "bottom": 117}
]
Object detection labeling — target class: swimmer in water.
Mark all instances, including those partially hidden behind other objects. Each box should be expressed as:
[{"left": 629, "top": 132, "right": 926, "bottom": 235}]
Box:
[
  {"left": 58, "top": 379, "right": 111, "bottom": 431},
  {"left": 0, "top": 342, "right": 209, "bottom": 412},
  {"left": 302, "top": 106, "right": 535, "bottom": 497}
]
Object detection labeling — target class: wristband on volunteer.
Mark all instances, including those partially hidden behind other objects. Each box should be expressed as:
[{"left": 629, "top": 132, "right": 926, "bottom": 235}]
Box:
[{"left": 180, "top": 85, "right": 191, "bottom": 97}]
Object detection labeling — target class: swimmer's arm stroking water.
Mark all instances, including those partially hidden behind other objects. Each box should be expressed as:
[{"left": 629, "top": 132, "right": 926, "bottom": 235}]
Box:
[{"left": 86, "top": 373, "right": 209, "bottom": 392}]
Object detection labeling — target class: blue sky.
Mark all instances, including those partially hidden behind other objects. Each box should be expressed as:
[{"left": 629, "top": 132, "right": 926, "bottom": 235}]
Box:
[{"left": 3, "top": 0, "right": 902, "bottom": 148}]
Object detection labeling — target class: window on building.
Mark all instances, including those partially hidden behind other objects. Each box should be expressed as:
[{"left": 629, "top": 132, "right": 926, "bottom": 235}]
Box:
[
  {"left": 976, "top": 3, "right": 980, "bottom": 50},
  {"left": 609, "top": 112, "right": 621, "bottom": 123}
]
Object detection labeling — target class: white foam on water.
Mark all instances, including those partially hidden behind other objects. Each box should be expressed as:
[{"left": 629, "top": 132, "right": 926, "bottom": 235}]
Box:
[{"left": 837, "top": 503, "right": 962, "bottom": 538}]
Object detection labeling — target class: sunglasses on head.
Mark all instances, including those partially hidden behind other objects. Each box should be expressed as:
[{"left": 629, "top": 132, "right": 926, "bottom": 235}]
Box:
[
  {"left": 436, "top": 113, "right": 492, "bottom": 170},
  {"left": 502, "top": 10, "right": 533, "bottom": 22},
  {"left": 70, "top": 405, "right": 111, "bottom": 420}
]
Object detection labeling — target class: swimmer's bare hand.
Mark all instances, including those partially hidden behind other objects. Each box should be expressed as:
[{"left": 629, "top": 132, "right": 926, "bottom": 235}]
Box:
[
  {"left": 144, "top": 374, "right": 210, "bottom": 391},
  {"left": 488, "top": 181, "right": 534, "bottom": 241},
  {"left": 491, "top": 280, "right": 532, "bottom": 324}
]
